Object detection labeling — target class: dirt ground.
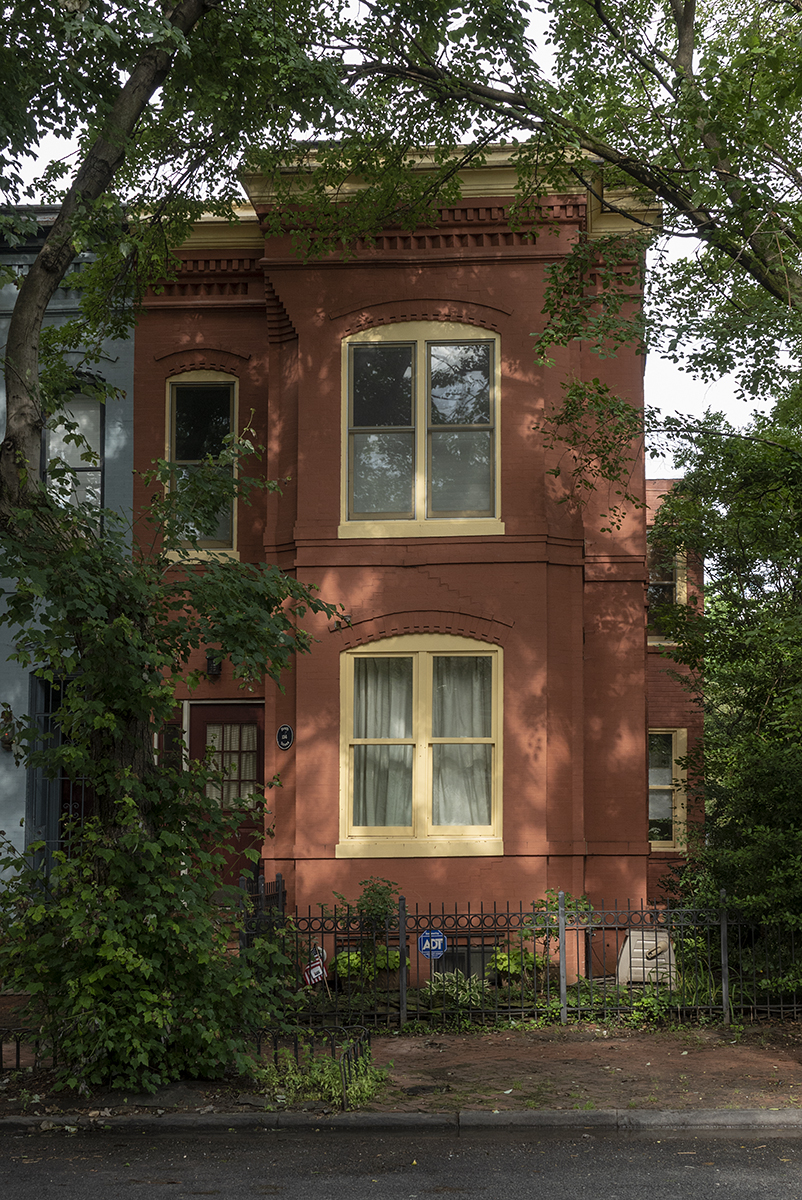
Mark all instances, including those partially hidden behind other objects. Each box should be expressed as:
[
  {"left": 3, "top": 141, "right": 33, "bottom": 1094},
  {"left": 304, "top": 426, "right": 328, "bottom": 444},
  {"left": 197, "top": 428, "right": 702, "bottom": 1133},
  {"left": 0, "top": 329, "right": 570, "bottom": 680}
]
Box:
[
  {"left": 3, "top": 1021, "right": 802, "bottom": 1116},
  {"left": 368, "top": 1023, "right": 802, "bottom": 1113}
]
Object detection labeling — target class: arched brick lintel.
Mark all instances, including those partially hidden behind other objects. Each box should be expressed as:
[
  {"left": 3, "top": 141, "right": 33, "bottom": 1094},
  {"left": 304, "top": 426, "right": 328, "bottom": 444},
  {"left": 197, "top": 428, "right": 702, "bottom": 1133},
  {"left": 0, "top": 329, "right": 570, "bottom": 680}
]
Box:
[
  {"left": 332, "top": 610, "right": 514, "bottom": 649},
  {"left": 339, "top": 304, "right": 505, "bottom": 338},
  {"left": 154, "top": 348, "right": 251, "bottom": 375}
]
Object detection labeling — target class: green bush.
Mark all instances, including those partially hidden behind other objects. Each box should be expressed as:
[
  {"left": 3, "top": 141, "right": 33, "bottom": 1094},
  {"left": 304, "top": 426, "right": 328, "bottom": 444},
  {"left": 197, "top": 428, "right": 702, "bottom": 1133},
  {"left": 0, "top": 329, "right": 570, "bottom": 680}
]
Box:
[
  {"left": 0, "top": 779, "right": 300, "bottom": 1095},
  {"left": 333, "top": 945, "right": 409, "bottom": 988},
  {"left": 420, "top": 969, "right": 491, "bottom": 1010}
]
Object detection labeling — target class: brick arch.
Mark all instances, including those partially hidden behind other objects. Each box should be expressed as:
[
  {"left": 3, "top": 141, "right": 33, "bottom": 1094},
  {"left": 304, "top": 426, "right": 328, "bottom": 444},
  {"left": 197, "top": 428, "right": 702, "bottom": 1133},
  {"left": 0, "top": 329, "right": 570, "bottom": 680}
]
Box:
[
  {"left": 332, "top": 609, "right": 514, "bottom": 649},
  {"left": 154, "top": 348, "right": 251, "bottom": 376},
  {"left": 338, "top": 303, "right": 508, "bottom": 338}
]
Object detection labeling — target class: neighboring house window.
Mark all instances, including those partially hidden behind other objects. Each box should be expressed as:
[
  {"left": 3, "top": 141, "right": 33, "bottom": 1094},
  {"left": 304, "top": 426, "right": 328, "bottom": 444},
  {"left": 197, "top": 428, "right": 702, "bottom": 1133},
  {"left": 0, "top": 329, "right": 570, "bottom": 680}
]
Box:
[
  {"left": 340, "top": 322, "right": 504, "bottom": 538},
  {"left": 168, "top": 372, "right": 236, "bottom": 549},
  {"left": 338, "top": 634, "right": 503, "bottom": 858},
  {"left": 188, "top": 704, "right": 263, "bottom": 806},
  {"left": 44, "top": 393, "right": 104, "bottom": 507},
  {"left": 25, "top": 677, "right": 94, "bottom": 870},
  {"left": 648, "top": 728, "right": 687, "bottom": 849}
]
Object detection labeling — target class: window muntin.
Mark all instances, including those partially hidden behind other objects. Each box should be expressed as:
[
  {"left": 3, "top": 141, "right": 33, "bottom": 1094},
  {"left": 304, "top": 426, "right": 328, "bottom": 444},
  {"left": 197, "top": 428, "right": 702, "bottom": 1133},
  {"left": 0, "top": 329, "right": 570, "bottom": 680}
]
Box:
[
  {"left": 344, "top": 323, "right": 499, "bottom": 532},
  {"left": 341, "top": 636, "right": 502, "bottom": 854},
  {"left": 45, "top": 394, "right": 104, "bottom": 507},
  {"left": 169, "top": 377, "right": 235, "bottom": 548},
  {"left": 648, "top": 729, "right": 687, "bottom": 849}
]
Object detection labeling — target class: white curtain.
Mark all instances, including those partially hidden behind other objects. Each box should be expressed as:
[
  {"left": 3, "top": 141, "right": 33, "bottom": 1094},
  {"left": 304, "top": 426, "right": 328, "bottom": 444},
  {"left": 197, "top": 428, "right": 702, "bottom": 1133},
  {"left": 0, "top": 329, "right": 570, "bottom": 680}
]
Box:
[
  {"left": 432, "top": 657, "right": 492, "bottom": 825},
  {"left": 353, "top": 658, "right": 413, "bottom": 825}
]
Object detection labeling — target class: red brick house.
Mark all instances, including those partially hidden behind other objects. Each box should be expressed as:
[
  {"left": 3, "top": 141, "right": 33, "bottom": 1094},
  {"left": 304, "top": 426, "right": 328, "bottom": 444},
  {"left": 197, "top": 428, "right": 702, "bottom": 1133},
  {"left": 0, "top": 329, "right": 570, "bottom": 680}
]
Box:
[{"left": 133, "top": 156, "right": 694, "bottom": 910}]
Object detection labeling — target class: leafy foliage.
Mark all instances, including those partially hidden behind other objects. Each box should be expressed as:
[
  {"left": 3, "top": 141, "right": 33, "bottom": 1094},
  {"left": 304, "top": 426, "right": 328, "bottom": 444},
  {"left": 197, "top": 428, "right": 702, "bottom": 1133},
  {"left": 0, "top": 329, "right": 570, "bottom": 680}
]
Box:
[
  {"left": 0, "top": 793, "right": 300, "bottom": 1094},
  {"left": 0, "top": 436, "right": 335, "bottom": 1091},
  {"left": 651, "top": 406, "right": 802, "bottom": 928}
]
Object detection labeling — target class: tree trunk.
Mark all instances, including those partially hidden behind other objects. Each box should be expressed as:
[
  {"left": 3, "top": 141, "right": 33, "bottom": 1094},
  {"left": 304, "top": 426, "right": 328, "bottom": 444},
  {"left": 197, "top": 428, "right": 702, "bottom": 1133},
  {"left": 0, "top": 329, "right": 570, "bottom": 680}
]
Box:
[{"left": 0, "top": 0, "right": 211, "bottom": 520}]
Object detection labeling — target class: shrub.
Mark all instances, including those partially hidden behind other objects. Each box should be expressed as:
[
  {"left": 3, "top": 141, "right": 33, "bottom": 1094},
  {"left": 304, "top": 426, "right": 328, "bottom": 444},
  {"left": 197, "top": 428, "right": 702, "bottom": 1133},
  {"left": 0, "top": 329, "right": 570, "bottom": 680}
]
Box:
[{"left": 0, "top": 777, "right": 300, "bottom": 1095}]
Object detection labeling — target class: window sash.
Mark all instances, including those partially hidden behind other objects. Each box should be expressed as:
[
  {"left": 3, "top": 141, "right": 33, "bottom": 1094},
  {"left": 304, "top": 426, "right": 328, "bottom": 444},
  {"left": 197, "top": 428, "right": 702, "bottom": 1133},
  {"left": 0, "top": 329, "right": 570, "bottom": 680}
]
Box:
[
  {"left": 347, "top": 337, "right": 496, "bottom": 522},
  {"left": 347, "top": 649, "right": 497, "bottom": 837}
]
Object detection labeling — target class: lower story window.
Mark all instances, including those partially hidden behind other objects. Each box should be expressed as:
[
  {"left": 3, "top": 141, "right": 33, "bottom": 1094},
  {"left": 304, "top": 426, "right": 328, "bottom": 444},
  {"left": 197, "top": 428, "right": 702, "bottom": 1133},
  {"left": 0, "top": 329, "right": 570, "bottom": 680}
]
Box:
[
  {"left": 648, "top": 728, "right": 687, "bottom": 849},
  {"left": 338, "top": 635, "right": 503, "bottom": 858}
]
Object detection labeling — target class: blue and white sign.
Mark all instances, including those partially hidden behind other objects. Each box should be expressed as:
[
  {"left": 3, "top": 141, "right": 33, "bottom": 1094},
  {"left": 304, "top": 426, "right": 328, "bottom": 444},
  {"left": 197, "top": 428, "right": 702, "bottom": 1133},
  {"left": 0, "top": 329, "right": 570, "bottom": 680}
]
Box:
[{"left": 418, "top": 929, "right": 447, "bottom": 960}]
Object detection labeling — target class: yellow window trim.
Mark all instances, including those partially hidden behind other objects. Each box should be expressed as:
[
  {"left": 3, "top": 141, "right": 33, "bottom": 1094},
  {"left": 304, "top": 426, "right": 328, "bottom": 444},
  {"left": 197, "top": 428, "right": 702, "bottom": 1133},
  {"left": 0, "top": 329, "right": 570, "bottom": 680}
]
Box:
[
  {"left": 337, "top": 632, "right": 503, "bottom": 858},
  {"left": 165, "top": 368, "right": 239, "bottom": 552},
  {"left": 649, "top": 726, "right": 687, "bottom": 851},
  {"left": 340, "top": 321, "right": 503, "bottom": 538}
]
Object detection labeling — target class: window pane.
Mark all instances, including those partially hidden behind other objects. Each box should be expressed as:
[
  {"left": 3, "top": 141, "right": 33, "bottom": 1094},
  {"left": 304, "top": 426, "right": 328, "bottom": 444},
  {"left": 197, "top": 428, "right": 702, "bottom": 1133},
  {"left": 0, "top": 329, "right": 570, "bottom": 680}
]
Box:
[
  {"left": 352, "top": 432, "right": 414, "bottom": 515},
  {"left": 354, "top": 657, "right": 413, "bottom": 738},
  {"left": 432, "top": 657, "right": 492, "bottom": 738},
  {"left": 353, "top": 744, "right": 413, "bottom": 825},
  {"left": 48, "top": 396, "right": 103, "bottom": 465},
  {"left": 649, "top": 733, "right": 674, "bottom": 786},
  {"left": 174, "top": 385, "right": 232, "bottom": 459},
  {"left": 352, "top": 345, "right": 414, "bottom": 427},
  {"left": 429, "top": 343, "right": 491, "bottom": 425},
  {"left": 173, "top": 464, "right": 233, "bottom": 544},
  {"left": 429, "top": 430, "right": 492, "bottom": 514},
  {"left": 432, "top": 744, "right": 492, "bottom": 825},
  {"left": 649, "top": 790, "right": 674, "bottom": 840}
]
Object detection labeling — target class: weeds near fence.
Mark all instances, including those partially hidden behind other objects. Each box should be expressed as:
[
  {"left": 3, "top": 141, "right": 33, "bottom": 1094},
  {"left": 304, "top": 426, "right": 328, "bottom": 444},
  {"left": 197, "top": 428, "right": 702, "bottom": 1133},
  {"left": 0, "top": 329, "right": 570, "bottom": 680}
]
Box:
[{"left": 249, "top": 1028, "right": 384, "bottom": 1110}]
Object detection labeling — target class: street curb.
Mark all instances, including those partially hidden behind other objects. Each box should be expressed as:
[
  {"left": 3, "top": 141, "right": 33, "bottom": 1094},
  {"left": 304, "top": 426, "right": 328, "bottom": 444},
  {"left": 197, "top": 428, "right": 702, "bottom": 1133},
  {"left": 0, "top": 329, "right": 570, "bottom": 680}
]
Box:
[{"left": 3, "top": 1108, "right": 802, "bottom": 1134}]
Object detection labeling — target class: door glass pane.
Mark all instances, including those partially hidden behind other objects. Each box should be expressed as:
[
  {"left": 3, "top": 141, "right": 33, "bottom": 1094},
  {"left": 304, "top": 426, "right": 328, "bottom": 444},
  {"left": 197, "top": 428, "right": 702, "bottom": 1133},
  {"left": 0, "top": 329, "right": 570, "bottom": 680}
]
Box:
[
  {"left": 352, "top": 345, "right": 414, "bottom": 427},
  {"left": 432, "top": 744, "right": 492, "bottom": 825},
  {"left": 432, "top": 657, "right": 492, "bottom": 738},
  {"left": 429, "top": 343, "right": 491, "bottom": 425},
  {"left": 354, "top": 658, "right": 413, "bottom": 738},
  {"left": 351, "top": 432, "right": 414, "bottom": 515},
  {"left": 353, "top": 745, "right": 413, "bottom": 826},
  {"left": 429, "top": 430, "right": 492, "bottom": 514}
]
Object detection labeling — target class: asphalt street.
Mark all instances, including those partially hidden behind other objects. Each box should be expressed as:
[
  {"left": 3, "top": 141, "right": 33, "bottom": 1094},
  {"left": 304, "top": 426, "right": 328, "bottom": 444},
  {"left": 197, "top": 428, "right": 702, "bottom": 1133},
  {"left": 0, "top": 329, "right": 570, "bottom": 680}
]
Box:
[{"left": 2, "top": 1128, "right": 801, "bottom": 1199}]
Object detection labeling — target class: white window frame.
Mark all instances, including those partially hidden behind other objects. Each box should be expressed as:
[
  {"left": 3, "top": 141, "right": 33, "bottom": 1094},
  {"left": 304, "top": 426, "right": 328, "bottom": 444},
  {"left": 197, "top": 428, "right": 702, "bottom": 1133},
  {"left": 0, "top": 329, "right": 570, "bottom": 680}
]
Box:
[
  {"left": 165, "top": 369, "right": 239, "bottom": 556},
  {"left": 339, "top": 322, "right": 504, "bottom": 538},
  {"left": 337, "top": 634, "right": 503, "bottom": 858},
  {"left": 648, "top": 727, "right": 687, "bottom": 850},
  {"left": 44, "top": 391, "right": 105, "bottom": 509}
]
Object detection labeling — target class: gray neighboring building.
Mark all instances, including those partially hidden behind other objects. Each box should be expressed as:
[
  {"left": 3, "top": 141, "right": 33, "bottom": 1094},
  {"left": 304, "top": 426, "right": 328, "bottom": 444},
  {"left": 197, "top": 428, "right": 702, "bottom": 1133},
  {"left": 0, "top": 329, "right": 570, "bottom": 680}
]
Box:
[{"left": 0, "top": 210, "right": 134, "bottom": 864}]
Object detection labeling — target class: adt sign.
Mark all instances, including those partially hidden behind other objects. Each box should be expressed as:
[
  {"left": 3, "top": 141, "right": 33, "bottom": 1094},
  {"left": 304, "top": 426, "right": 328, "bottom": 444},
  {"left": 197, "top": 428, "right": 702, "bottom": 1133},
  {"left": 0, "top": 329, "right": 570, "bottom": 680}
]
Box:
[{"left": 418, "top": 929, "right": 447, "bottom": 960}]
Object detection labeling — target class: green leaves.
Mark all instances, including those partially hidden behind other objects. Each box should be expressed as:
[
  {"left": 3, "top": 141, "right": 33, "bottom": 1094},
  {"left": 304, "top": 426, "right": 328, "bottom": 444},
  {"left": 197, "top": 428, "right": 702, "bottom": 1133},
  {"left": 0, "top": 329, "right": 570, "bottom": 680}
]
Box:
[
  {"left": 0, "top": 784, "right": 300, "bottom": 1093},
  {"left": 653, "top": 406, "right": 802, "bottom": 925}
]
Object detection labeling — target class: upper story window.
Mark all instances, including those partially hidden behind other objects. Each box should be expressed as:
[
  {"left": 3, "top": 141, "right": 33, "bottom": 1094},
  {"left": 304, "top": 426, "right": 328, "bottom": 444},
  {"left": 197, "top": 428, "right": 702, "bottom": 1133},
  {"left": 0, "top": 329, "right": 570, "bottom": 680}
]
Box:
[
  {"left": 647, "top": 539, "right": 687, "bottom": 641},
  {"left": 337, "top": 634, "right": 503, "bottom": 858},
  {"left": 340, "top": 322, "right": 504, "bottom": 539},
  {"left": 167, "top": 371, "right": 236, "bottom": 549},
  {"left": 44, "top": 393, "right": 104, "bottom": 507}
]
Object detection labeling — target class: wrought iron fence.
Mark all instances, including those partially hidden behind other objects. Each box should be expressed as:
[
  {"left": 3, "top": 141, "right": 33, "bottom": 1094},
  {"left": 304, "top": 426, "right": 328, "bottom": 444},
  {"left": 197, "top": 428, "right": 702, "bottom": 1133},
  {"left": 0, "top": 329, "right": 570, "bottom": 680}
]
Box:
[{"left": 247, "top": 890, "right": 802, "bottom": 1028}]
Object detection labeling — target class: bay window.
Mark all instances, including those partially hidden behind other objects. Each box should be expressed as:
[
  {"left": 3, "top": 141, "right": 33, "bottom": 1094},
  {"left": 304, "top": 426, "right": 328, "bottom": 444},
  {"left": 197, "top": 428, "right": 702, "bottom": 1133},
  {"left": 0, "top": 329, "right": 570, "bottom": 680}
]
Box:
[{"left": 340, "top": 322, "right": 503, "bottom": 538}]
